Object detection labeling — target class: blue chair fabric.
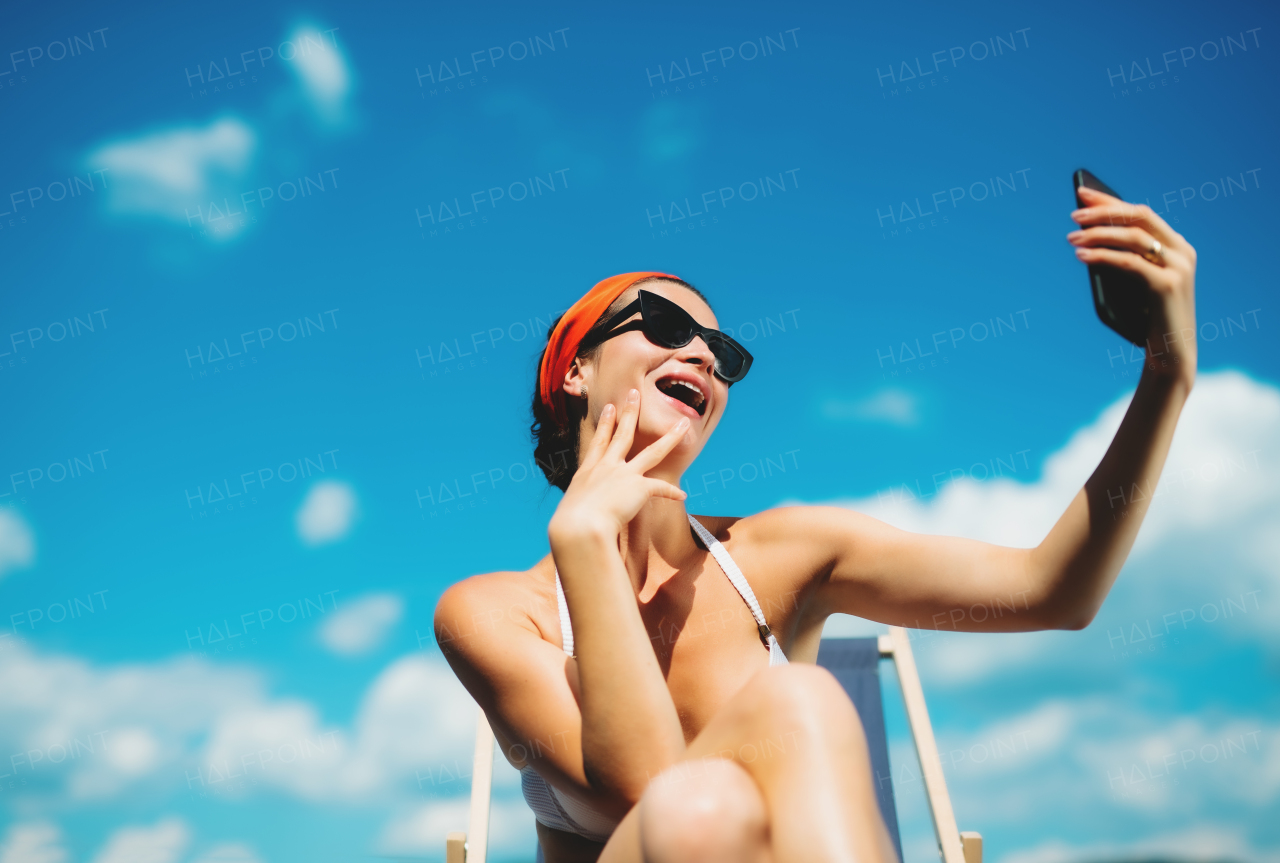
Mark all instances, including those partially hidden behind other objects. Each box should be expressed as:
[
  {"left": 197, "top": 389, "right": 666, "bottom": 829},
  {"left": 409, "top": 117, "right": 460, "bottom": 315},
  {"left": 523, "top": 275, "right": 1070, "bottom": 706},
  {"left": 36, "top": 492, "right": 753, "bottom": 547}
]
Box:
[{"left": 816, "top": 637, "right": 905, "bottom": 863}]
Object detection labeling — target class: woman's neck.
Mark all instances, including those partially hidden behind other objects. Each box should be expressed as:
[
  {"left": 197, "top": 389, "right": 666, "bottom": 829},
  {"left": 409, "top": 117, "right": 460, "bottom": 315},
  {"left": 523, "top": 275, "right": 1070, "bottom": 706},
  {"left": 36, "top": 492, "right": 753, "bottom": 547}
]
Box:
[{"left": 618, "top": 496, "right": 701, "bottom": 600}]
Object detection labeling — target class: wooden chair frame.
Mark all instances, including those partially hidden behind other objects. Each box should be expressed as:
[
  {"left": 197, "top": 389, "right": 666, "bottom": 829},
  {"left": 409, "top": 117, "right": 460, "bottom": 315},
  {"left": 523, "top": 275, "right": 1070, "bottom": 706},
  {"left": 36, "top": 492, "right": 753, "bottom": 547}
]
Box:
[{"left": 445, "top": 626, "right": 982, "bottom": 863}]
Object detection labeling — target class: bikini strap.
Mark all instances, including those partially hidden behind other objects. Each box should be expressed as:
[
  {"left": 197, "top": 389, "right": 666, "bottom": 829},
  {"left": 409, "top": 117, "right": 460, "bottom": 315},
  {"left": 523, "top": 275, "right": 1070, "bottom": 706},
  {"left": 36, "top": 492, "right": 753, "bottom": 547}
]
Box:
[
  {"left": 555, "top": 574, "right": 573, "bottom": 657},
  {"left": 551, "top": 514, "right": 788, "bottom": 665},
  {"left": 685, "top": 514, "right": 788, "bottom": 666}
]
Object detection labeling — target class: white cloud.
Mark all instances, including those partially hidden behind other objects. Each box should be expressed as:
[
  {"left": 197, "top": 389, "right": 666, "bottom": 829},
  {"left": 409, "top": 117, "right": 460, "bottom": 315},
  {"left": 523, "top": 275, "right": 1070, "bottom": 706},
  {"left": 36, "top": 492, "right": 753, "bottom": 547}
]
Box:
[
  {"left": 641, "top": 101, "right": 701, "bottom": 164},
  {"left": 874, "top": 692, "right": 1280, "bottom": 862},
  {"left": 0, "top": 643, "right": 266, "bottom": 800},
  {"left": 0, "top": 822, "right": 67, "bottom": 863},
  {"left": 911, "top": 630, "right": 1063, "bottom": 686},
  {"left": 822, "top": 388, "right": 920, "bottom": 426},
  {"left": 346, "top": 655, "right": 479, "bottom": 791},
  {"left": 105, "top": 726, "right": 161, "bottom": 775},
  {"left": 196, "top": 652, "right": 477, "bottom": 802},
  {"left": 319, "top": 593, "right": 403, "bottom": 657},
  {"left": 378, "top": 797, "right": 468, "bottom": 853},
  {"left": 286, "top": 27, "right": 351, "bottom": 122},
  {"left": 1071, "top": 713, "right": 1280, "bottom": 814},
  {"left": 90, "top": 118, "right": 255, "bottom": 226},
  {"left": 295, "top": 481, "right": 357, "bottom": 546},
  {"left": 808, "top": 371, "right": 1280, "bottom": 684},
  {"left": 998, "top": 824, "right": 1280, "bottom": 863},
  {"left": 378, "top": 798, "right": 536, "bottom": 861},
  {"left": 0, "top": 635, "right": 481, "bottom": 808},
  {"left": 89, "top": 818, "right": 189, "bottom": 863},
  {"left": 188, "top": 845, "right": 263, "bottom": 863},
  {"left": 887, "top": 697, "right": 1109, "bottom": 833},
  {"left": 936, "top": 700, "right": 1077, "bottom": 778},
  {"left": 198, "top": 698, "right": 346, "bottom": 802},
  {"left": 0, "top": 509, "right": 35, "bottom": 580},
  {"left": 809, "top": 372, "right": 1280, "bottom": 858}
]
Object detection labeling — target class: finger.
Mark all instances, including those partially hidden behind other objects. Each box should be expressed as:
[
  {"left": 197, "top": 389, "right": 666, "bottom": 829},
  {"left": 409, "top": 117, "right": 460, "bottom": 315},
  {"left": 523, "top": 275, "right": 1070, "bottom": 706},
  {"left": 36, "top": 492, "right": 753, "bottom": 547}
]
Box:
[
  {"left": 628, "top": 417, "right": 690, "bottom": 474},
  {"left": 604, "top": 388, "right": 641, "bottom": 461},
  {"left": 1074, "top": 185, "right": 1122, "bottom": 207},
  {"left": 1068, "top": 225, "right": 1158, "bottom": 256},
  {"left": 1073, "top": 245, "right": 1169, "bottom": 288},
  {"left": 1071, "top": 199, "right": 1179, "bottom": 246},
  {"left": 643, "top": 477, "right": 688, "bottom": 502},
  {"left": 578, "top": 403, "right": 616, "bottom": 470}
]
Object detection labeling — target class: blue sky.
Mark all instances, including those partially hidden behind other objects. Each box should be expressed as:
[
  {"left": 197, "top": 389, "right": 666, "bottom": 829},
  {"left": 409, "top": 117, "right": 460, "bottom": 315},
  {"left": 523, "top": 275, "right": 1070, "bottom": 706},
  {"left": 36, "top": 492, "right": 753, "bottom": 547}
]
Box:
[{"left": 1, "top": 1, "right": 1277, "bottom": 861}]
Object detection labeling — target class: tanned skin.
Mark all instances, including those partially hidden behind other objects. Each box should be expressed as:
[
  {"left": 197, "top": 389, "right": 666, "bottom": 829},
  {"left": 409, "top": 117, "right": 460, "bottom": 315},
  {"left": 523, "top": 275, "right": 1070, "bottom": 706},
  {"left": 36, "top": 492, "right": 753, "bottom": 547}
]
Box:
[{"left": 436, "top": 186, "right": 1198, "bottom": 862}]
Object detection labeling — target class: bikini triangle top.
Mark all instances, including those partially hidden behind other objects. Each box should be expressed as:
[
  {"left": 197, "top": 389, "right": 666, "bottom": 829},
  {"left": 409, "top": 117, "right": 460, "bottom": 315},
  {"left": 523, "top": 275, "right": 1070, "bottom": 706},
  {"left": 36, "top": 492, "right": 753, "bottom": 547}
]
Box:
[{"left": 553, "top": 512, "right": 788, "bottom": 666}]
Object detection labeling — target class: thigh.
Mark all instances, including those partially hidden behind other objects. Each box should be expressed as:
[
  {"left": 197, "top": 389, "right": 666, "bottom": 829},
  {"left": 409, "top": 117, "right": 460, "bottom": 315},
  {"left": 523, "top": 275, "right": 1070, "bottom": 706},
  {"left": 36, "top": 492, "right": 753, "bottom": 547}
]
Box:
[
  {"left": 682, "top": 662, "right": 863, "bottom": 769},
  {"left": 596, "top": 800, "right": 644, "bottom": 863},
  {"left": 599, "top": 664, "right": 885, "bottom": 863},
  {"left": 597, "top": 665, "right": 840, "bottom": 863},
  {"left": 537, "top": 822, "right": 608, "bottom": 863},
  {"left": 597, "top": 758, "right": 771, "bottom": 863}
]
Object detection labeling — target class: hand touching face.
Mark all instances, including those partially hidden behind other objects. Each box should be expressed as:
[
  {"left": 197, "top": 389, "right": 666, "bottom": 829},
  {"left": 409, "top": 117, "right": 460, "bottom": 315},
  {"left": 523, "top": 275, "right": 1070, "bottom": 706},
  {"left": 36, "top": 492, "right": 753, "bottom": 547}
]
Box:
[{"left": 549, "top": 388, "right": 690, "bottom": 543}]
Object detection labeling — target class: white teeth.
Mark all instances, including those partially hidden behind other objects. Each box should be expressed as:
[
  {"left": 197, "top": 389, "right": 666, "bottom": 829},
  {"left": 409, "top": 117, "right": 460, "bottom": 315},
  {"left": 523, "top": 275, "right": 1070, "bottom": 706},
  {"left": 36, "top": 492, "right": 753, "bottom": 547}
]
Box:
[{"left": 666, "top": 380, "right": 704, "bottom": 406}]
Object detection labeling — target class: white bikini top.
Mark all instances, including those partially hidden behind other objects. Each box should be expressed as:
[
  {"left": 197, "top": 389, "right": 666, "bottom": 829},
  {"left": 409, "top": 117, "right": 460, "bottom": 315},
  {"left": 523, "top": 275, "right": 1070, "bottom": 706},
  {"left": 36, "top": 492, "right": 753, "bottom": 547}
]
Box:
[
  {"left": 555, "top": 512, "right": 790, "bottom": 667},
  {"left": 519, "top": 512, "right": 788, "bottom": 844}
]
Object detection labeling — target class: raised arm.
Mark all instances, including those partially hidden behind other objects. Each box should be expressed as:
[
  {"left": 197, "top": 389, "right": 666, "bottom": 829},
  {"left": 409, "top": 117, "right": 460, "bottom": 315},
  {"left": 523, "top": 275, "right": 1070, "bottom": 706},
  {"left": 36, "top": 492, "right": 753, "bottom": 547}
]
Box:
[
  {"left": 786, "top": 187, "right": 1198, "bottom": 633},
  {"left": 436, "top": 389, "right": 694, "bottom": 815},
  {"left": 547, "top": 389, "right": 692, "bottom": 803}
]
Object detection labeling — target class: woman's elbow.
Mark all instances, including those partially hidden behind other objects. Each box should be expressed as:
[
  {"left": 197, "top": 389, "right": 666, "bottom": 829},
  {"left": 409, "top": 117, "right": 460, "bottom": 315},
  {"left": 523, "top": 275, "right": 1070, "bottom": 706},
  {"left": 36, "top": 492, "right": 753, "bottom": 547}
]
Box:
[
  {"left": 1058, "top": 609, "right": 1097, "bottom": 631},
  {"left": 1030, "top": 594, "right": 1099, "bottom": 631},
  {"left": 582, "top": 761, "right": 648, "bottom": 811}
]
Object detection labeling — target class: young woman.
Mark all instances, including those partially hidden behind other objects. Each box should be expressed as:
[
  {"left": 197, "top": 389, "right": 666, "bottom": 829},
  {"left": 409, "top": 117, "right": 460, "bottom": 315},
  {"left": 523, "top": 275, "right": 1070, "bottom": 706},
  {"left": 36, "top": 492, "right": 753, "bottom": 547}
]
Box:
[{"left": 435, "top": 186, "right": 1198, "bottom": 863}]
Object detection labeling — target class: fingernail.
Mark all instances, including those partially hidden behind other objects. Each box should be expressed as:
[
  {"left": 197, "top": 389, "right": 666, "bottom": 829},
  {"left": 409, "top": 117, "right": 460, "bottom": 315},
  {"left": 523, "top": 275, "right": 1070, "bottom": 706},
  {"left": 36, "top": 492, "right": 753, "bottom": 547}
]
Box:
[
  {"left": 676, "top": 418, "right": 689, "bottom": 430},
  {"left": 1067, "top": 231, "right": 1082, "bottom": 240},
  {"left": 603, "top": 403, "right": 615, "bottom": 415},
  {"left": 628, "top": 388, "right": 640, "bottom": 402},
  {"left": 1075, "top": 247, "right": 1088, "bottom": 258}
]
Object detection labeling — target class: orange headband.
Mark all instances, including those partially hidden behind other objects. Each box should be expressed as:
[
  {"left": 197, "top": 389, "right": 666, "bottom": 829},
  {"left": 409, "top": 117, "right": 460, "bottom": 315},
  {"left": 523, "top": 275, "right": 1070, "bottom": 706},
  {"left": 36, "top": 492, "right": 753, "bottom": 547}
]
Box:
[{"left": 538, "top": 271, "right": 680, "bottom": 428}]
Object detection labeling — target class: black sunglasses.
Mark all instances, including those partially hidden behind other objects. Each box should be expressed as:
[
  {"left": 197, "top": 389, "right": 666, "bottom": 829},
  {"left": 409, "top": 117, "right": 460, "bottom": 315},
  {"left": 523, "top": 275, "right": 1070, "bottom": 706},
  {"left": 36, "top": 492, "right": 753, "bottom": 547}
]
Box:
[{"left": 579, "top": 290, "right": 753, "bottom": 383}]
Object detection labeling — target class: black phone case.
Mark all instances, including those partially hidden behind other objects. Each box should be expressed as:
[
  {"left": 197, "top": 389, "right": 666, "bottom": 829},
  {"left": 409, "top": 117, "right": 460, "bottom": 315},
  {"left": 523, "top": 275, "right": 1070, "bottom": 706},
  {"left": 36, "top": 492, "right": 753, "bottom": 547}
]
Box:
[{"left": 1073, "top": 169, "right": 1154, "bottom": 347}]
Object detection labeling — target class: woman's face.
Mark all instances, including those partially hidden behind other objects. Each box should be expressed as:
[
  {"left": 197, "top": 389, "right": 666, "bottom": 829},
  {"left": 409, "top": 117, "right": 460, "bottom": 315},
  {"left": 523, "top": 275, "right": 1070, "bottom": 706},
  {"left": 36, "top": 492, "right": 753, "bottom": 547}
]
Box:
[{"left": 567, "top": 281, "right": 727, "bottom": 477}]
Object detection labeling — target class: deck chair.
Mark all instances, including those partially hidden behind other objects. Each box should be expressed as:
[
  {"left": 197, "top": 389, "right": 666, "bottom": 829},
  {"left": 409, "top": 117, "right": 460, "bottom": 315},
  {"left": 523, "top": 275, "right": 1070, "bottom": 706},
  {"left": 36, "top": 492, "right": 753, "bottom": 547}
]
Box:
[{"left": 444, "top": 626, "right": 983, "bottom": 863}]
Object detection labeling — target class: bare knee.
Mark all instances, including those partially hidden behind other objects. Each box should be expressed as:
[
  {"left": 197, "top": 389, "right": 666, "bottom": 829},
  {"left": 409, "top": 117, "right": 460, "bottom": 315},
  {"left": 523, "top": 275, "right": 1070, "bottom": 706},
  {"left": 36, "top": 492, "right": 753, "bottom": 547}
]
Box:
[
  {"left": 744, "top": 665, "right": 861, "bottom": 733},
  {"left": 639, "top": 758, "right": 767, "bottom": 863}
]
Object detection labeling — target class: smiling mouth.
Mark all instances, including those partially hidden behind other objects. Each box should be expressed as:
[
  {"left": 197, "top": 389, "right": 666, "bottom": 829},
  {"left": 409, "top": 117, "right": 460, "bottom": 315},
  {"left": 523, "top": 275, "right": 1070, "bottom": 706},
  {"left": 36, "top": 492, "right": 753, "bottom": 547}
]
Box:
[{"left": 656, "top": 378, "right": 706, "bottom": 416}]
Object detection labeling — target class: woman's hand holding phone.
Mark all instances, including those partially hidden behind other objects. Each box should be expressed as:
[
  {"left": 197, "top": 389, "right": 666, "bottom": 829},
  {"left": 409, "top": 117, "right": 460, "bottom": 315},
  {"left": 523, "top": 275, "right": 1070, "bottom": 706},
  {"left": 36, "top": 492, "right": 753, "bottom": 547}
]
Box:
[{"left": 1068, "top": 185, "right": 1199, "bottom": 387}]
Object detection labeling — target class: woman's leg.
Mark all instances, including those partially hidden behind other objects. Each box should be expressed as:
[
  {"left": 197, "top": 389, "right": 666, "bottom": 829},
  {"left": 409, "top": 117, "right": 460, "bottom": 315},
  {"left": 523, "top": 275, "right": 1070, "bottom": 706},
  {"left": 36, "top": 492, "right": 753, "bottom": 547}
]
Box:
[
  {"left": 598, "top": 664, "right": 897, "bottom": 863},
  {"left": 597, "top": 757, "right": 770, "bottom": 863},
  {"left": 639, "top": 758, "right": 771, "bottom": 863}
]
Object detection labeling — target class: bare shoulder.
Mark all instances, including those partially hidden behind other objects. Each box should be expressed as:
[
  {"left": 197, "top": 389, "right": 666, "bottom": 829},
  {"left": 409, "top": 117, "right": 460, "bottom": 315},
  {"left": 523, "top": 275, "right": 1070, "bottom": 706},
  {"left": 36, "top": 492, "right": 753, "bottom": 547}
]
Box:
[
  {"left": 697, "top": 504, "right": 879, "bottom": 550},
  {"left": 691, "top": 505, "right": 892, "bottom": 609},
  {"left": 433, "top": 557, "right": 561, "bottom": 662},
  {"left": 431, "top": 560, "right": 587, "bottom": 774},
  {"left": 690, "top": 507, "right": 869, "bottom": 614}
]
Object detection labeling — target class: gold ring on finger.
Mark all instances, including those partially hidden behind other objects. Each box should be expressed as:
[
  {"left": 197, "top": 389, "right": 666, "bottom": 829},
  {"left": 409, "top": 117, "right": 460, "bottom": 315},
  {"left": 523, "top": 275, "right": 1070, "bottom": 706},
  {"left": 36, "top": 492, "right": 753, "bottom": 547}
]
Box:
[{"left": 1142, "top": 239, "right": 1165, "bottom": 265}]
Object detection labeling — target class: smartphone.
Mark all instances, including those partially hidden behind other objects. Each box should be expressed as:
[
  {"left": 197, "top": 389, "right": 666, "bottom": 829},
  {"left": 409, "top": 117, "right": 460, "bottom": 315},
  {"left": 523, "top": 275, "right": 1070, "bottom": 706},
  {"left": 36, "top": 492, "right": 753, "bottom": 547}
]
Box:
[{"left": 1073, "top": 169, "right": 1154, "bottom": 347}]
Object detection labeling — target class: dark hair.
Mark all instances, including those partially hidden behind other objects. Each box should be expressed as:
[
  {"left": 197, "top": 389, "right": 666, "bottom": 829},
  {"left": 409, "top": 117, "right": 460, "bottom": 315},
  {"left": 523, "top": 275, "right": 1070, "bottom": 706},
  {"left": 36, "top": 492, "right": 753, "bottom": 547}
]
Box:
[{"left": 530, "top": 276, "right": 710, "bottom": 491}]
